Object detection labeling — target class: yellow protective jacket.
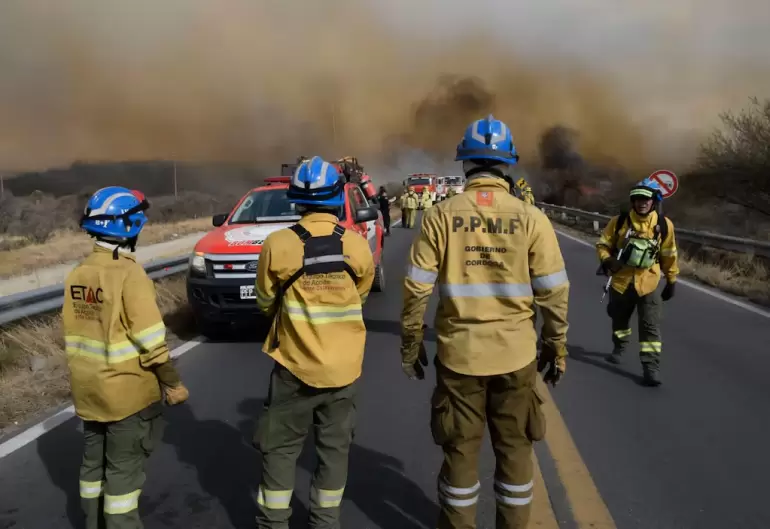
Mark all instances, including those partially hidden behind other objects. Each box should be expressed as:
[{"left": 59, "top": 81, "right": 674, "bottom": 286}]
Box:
[
  {"left": 516, "top": 178, "right": 535, "bottom": 205},
  {"left": 404, "top": 192, "right": 419, "bottom": 209},
  {"left": 401, "top": 176, "right": 570, "bottom": 376},
  {"left": 63, "top": 244, "right": 173, "bottom": 422},
  {"left": 256, "top": 213, "right": 375, "bottom": 388},
  {"left": 421, "top": 191, "right": 432, "bottom": 208},
  {"left": 596, "top": 210, "right": 679, "bottom": 296}
]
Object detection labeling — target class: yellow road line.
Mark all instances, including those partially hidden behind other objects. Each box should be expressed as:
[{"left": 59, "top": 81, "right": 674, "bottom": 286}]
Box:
[
  {"left": 537, "top": 377, "right": 617, "bottom": 528},
  {"left": 531, "top": 452, "right": 560, "bottom": 529}
]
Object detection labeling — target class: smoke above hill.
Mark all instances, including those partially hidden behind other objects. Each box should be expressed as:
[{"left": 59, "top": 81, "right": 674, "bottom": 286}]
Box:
[{"left": 1, "top": 0, "right": 769, "bottom": 178}]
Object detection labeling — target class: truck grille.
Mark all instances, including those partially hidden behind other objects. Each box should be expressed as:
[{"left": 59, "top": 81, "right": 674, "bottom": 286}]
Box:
[{"left": 205, "top": 253, "right": 259, "bottom": 279}]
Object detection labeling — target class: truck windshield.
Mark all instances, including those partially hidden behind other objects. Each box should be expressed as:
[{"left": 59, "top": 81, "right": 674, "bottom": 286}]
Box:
[
  {"left": 445, "top": 177, "right": 463, "bottom": 185},
  {"left": 408, "top": 178, "right": 432, "bottom": 186},
  {"left": 230, "top": 189, "right": 301, "bottom": 224}
]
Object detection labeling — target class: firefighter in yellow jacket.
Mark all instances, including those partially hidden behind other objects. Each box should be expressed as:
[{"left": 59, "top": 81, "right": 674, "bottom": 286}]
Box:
[
  {"left": 253, "top": 156, "right": 375, "bottom": 528},
  {"left": 401, "top": 116, "right": 570, "bottom": 529},
  {"left": 421, "top": 187, "right": 433, "bottom": 209},
  {"left": 402, "top": 186, "right": 419, "bottom": 228},
  {"left": 515, "top": 177, "right": 535, "bottom": 205},
  {"left": 64, "top": 187, "right": 189, "bottom": 529},
  {"left": 596, "top": 178, "right": 679, "bottom": 386}
]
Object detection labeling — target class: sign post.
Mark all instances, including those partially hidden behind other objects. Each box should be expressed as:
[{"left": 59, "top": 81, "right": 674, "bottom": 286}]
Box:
[{"left": 648, "top": 169, "right": 678, "bottom": 199}]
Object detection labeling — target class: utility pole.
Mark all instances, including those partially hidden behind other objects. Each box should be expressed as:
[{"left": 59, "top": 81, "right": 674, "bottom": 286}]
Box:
[
  {"left": 173, "top": 161, "right": 178, "bottom": 199},
  {"left": 0, "top": 173, "right": 4, "bottom": 200}
]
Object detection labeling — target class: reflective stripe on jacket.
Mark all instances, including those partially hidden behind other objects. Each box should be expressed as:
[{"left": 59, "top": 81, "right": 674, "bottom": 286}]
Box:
[
  {"left": 596, "top": 210, "right": 679, "bottom": 296},
  {"left": 256, "top": 213, "right": 375, "bottom": 388},
  {"left": 63, "top": 244, "right": 170, "bottom": 422},
  {"left": 401, "top": 176, "right": 570, "bottom": 376}
]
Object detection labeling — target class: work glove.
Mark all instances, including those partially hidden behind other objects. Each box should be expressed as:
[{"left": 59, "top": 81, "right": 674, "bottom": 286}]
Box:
[
  {"left": 602, "top": 257, "right": 623, "bottom": 275},
  {"left": 537, "top": 344, "right": 566, "bottom": 387},
  {"left": 661, "top": 281, "right": 676, "bottom": 301},
  {"left": 163, "top": 384, "right": 190, "bottom": 406},
  {"left": 401, "top": 324, "right": 429, "bottom": 380}
]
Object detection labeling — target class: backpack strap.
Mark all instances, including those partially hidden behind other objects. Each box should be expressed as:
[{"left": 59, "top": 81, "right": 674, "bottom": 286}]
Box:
[
  {"left": 613, "top": 211, "right": 629, "bottom": 242},
  {"left": 656, "top": 213, "right": 668, "bottom": 243},
  {"left": 288, "top": 223, "right": 312, "bottom": 242},
  {"left": 332, "top": 225, "right": 358, "bottom": 281},
  {"left": 611, "top": 212, "right": 629, "bottom": 256}
]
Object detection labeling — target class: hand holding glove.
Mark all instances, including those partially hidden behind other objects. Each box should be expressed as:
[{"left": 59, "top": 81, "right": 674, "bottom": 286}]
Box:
[
  {"left": 401, "top": 324, "right": 429, "bottom": 380},
  {"left": 602, "top": 257, "right": 623, "bottom": 275},
  {"left": 537, "top": 344, "right": 567, "bottom": 387},
  {"left": 164, "top": 383, "right": 190, "bottom": 405},
  {"left": 661, "top": 281, "right": 676, "bottom": 301}
]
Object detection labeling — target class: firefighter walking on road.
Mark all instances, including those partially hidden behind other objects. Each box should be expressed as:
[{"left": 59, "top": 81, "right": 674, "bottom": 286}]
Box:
[
  {"left": 400, "top": 115, "right": 570, "bottom": 529},
  {"left": 64, "top": 187, "right": 189, "bottom": 529},
  {"left": 253, "top": 156, "right": 375, "bottom": 529},
  {"left": 402, "top": 186, "right": 419, "bottom": 228},
  {"left": 596, "top": 178, "right": 679, "bottom": 386},
  {"left": 515, "top": 177, "right": 535, "bottom": 205},
  {"left": 421, "top": 187, "right": 433, "bottom": 209}
]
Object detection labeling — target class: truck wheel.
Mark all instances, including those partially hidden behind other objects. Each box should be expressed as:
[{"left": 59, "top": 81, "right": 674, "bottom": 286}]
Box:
[{"left": 372, "top": 260, "right": 386, "bottom": 292}]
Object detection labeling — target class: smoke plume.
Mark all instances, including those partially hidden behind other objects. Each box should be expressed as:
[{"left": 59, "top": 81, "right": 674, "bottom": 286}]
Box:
[{"left": 1, "top": 0, "right": 769, "bottom": 179}]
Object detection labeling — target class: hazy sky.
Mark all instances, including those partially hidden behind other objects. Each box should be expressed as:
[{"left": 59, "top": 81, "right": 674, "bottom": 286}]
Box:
[{"left": 1, "top": 0, "right": 768, "bottom": 171}]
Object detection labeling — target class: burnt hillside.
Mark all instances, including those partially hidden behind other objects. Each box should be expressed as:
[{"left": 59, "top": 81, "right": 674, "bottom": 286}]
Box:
[{"left": 3, "top": 161, "right": 266, "bottom": 198}]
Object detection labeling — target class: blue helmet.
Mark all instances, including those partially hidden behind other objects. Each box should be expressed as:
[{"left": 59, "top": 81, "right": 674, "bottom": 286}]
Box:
[
  {"left": 80, "top": 186, "right": 149, "bottom": 240},
  {"left": 455, "top": 115, "right": 519, "bottom": 165},
  {"left": 287, "top": 156, "right": 345, "bottom": 207},
  {"left": 630, "top": 178, "right": 663, "bottom": 201}
]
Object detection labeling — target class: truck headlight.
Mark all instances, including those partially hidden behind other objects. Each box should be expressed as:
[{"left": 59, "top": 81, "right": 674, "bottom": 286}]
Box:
[{"left": 190, "top": 253, "right": 206, "bottom": 276}]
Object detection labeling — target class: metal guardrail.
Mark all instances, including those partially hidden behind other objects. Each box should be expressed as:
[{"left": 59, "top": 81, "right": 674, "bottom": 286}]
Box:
[
  {"left": 537, "top": 202, "right": 770, "bottom": 258},
  {"left": 0, "top": 256, "right": 189, "bottom": 326}
]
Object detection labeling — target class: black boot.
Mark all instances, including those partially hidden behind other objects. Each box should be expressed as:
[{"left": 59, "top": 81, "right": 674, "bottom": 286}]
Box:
[
  {"left": 605, "top": 353, "right": 622, "bottom": 365},
  {"left": 642, "top": 365, "right": 662, "bottom": 387}
]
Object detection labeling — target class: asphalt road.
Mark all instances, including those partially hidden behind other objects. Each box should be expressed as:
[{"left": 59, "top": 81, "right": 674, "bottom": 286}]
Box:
[{"left": 1, "top": 212, "right": 769, "bottom": 529}]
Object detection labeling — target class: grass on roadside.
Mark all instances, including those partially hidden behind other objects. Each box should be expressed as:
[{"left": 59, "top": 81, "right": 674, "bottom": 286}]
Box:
[
  {"left": 551, "top": 220, "right": 770, "bottom": 307},
  {"left": 0, "top": 217, "right": 211, "bottom": 279},
  {"left": 0, "top": 275, "right": 195, "bottom": 430}
]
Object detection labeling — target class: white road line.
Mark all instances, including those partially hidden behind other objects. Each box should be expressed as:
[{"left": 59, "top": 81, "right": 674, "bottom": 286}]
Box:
[
  {"left": 0, "top": 338, "right": 204, "bottom": 460},
  {"left": 555, "top": 228, "right": 770, "bottom": 320}
]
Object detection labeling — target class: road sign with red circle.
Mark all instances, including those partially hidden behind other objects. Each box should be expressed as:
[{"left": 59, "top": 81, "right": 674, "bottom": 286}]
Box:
[{"left": 648, "top": 170, "right": 678, "bottom": 198}]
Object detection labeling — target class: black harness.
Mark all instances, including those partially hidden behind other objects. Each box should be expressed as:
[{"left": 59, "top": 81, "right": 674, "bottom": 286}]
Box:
[{"left": 268, "top": 223, "right": 358, "bottom": 349}]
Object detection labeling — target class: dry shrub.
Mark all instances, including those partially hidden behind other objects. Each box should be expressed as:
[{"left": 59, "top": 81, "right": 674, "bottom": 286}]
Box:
[
  {"left": 0, "top": 217, "right": 211, "bottom": 279},
  {"left": 678, "top": 251, "right": 770, "bottom": 306},
  {"left": 0, "top": 186, "right": 239, "bottom": 247}
]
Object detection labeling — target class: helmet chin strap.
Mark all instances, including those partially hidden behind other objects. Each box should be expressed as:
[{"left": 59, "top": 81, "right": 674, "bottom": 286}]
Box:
[
  {"left": 463, "top": 160, "right": 513, "bottom": 186},
  {"left": 94, "top": 235, "right": 138, "bottom": 259}
]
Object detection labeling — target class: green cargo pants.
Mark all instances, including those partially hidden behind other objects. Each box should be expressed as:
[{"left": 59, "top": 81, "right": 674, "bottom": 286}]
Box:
[
  {"left": 79, "top": 401, "right": 165, "bottom": 529},
  {"left": 431, "top": 358, "right": 545, "bottom": 529},
  {"left": 607, "top": 285, "right": 663, "bottom": 371},
  {"left": 403, "top": 208, "right": 416, "bottom": 228},
  {"left": 254, "top": 363, "right": 357, "bottom": 529}
]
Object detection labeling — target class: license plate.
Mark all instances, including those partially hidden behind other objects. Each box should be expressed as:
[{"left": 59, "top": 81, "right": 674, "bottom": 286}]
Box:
[{"left": 240, "top": 285, "right": 256, "bottom": 300}]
